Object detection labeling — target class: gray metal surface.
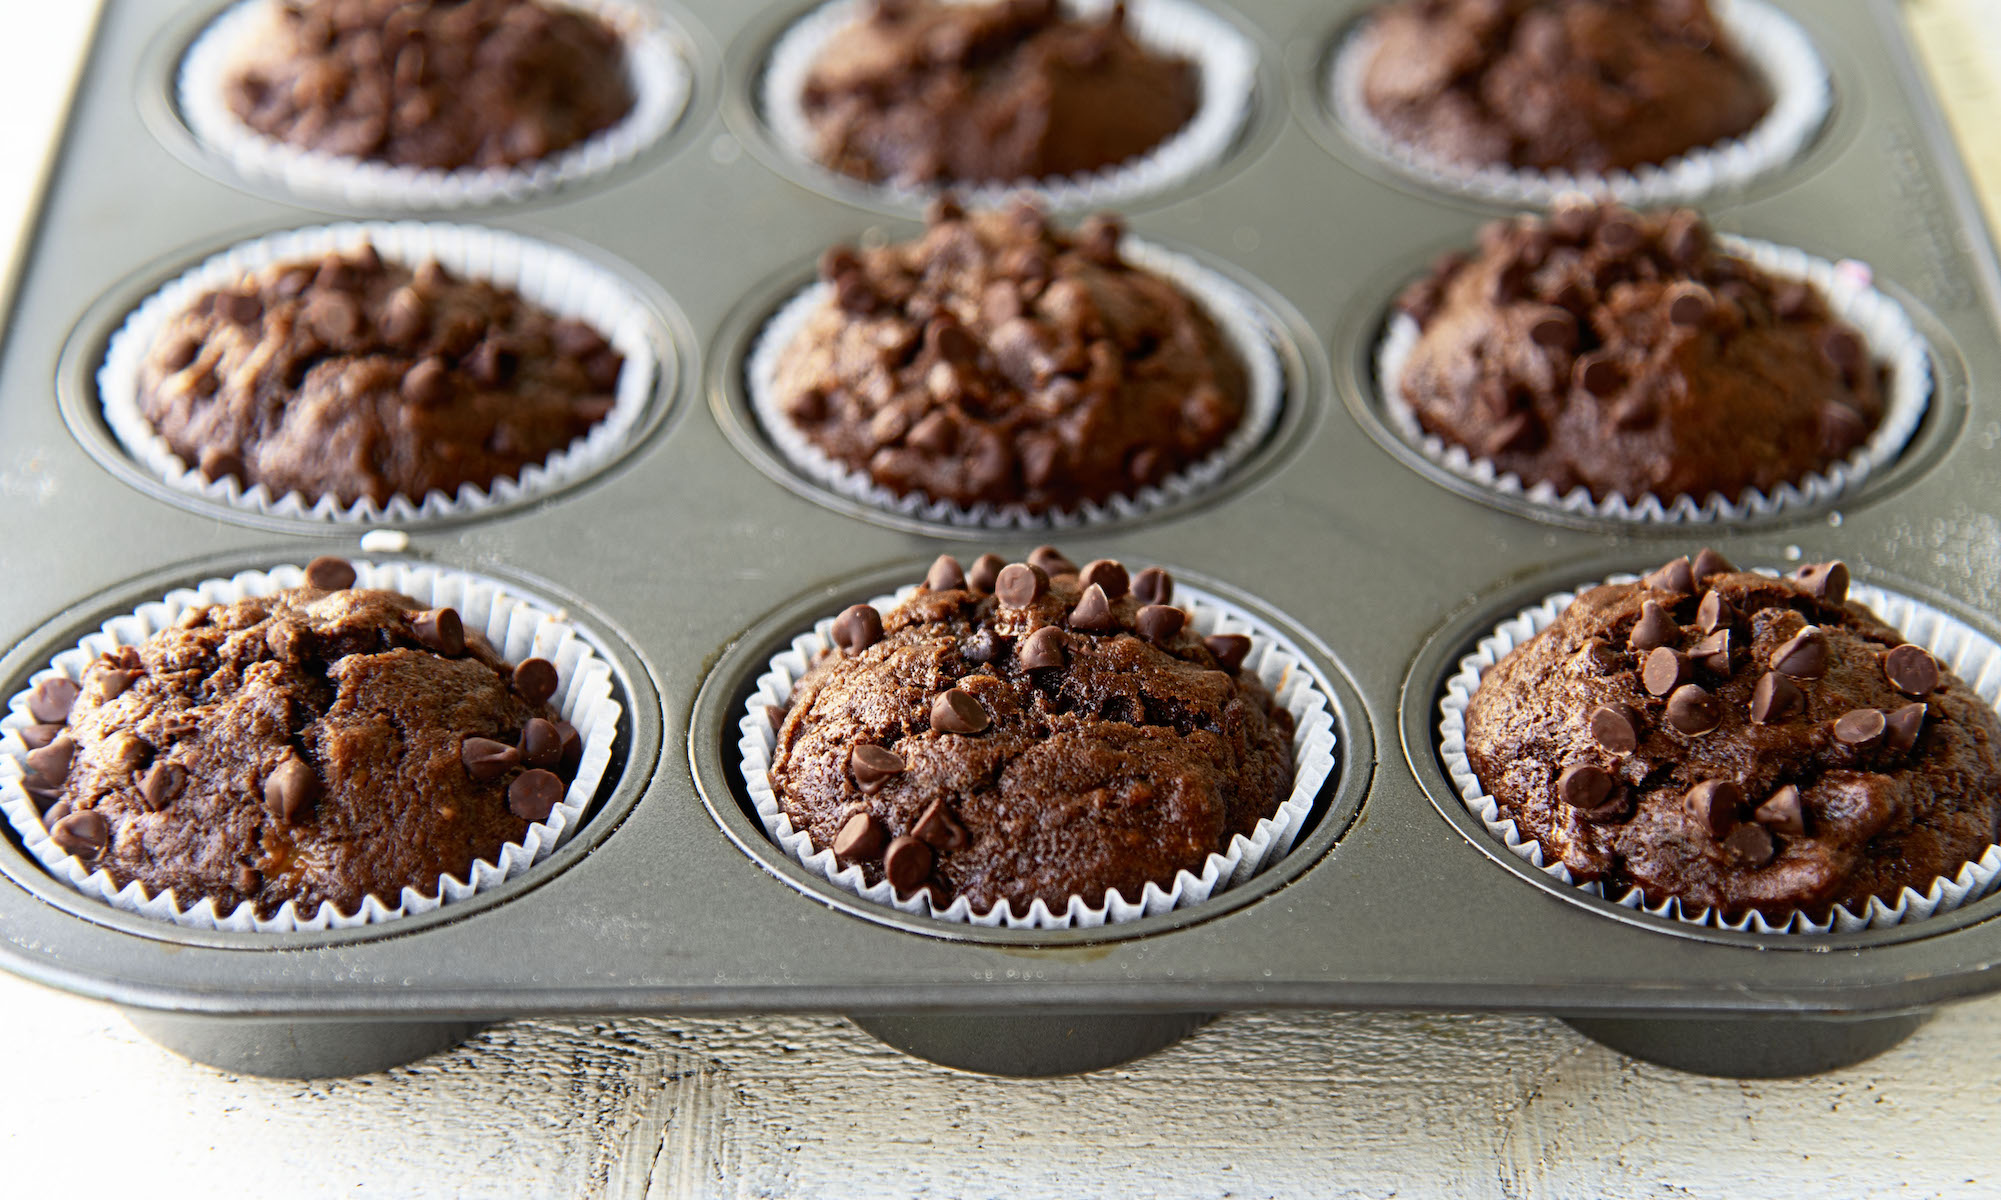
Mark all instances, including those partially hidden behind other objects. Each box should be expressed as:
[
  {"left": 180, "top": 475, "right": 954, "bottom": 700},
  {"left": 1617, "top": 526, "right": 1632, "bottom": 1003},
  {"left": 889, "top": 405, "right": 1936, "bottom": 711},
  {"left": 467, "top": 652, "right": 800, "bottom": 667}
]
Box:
[{"left": 2, "top": 0, "right": 1999, "bottom": 1076}]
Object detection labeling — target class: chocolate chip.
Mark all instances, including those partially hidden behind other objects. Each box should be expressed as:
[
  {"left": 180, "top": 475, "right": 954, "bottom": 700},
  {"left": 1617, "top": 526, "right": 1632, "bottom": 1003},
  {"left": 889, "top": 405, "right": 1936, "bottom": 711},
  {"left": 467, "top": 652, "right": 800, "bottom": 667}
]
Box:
[
  {"left": 554, "top": 720, "right": 583, "bottom": 776},
  {"left": 1665, "top": 684, "right": 1723, "bottom": 735},
  {"left": 1629, "top": 601, "right": 1679, "bottom": 652},
  {"left": 1019, "top": 626, "right": 1067, "bottom": 671},
  {"left": 926, "top": 319, "right": 979, "bottom": 366},
  {"left": 832, "top": 604, "right": 883, "bottom": 654},
  {"left": 139, "top": 761, "right": 185, "bottom": 811},
  {"left": 401, "top": 356, "right": 452, "bottom": 407},
  {"left": 819, "top": 245, "right": 861, "bottom": 281},
  {"left": 19, "top": 724, "right": 62, "bottom": 751},
  {"left": 1529, "top": 311, "right": 1577, "bottom": 352},
  {"left": 913, "top": 800, "right": 969, "bottom": 851},
  {"left": 263, "top": 756, "right": 321, "bottom": 824},
  {"left": 1575, "top": 353, "right": 1624, "bottom": 397},
  {"left": 1069, "top": 584, "right": 1115, "bottom": 632},
  {"left": 968, "top": 553, "right": 1006, "bottom": 593},
  {"left": 520, "top": 718, "right": 562, "bottom": 768},
  {"left": 513, "top": 658, "right": 560, "bottom": 705},
  {"left": 883, "top": 835, "right": 933, "bottom": 893},
  {"left": 1585, "top": 704, "right": 1638, "bottom": 754},
  {"left": 995, "top": 563, "right": 1048, "bottom": 608},
  {"left": 22, "top": 736, "right": 75, "bottom": 797},
  {"left": 93, "top": 668, "right": 141, "bottom": 703},
  {"left": 1697, "top": 589, "right": 1733, "bottom": 633},
  {"left": 1028, "top": 546, "right": 1076, "bottom": 577},
  {"left": 1692, "top": 548, "right": 1735, "bottom": 581},
  {"left": 160, "top": 334, "right": 200, "bottom": 372},
  {"left": 1597, "top": 214, "right": 1642, "bottom": 253},
  {"left": 1684, "top": 780, "right": 1743, "bottom": 838},
  {"left": 26, "top": 677, "right": 79, "bottom": 724},
  {"left": 1883, "top": 644, "right": 1940, "bottom": 696},
  {"left": 1722, "top": 822, "right": 1776, "bottom": 868},
  {"left": 1132, "top": 567, "right": 1174, "bottom": 606},
  {"left": 42, "top": 799, "right": 70, "bottom": 825},
  {"left": 508, "top": 769, "right": 564, "bottom": 821},
  {"left": 835, "top": 273, "right": 878, "bottom": 315},
  {"left": 1642, "top": 557, "right": 1695, "bottom": 595},
  {"left": 1755, "top": 785, "right": 1806, "bottom": 835},
  {"left": 1834, "top": 708, "right": 1887, "bottom": 748},
  {"left": 1136, "top": 605, "right": 1186, "bottom": 645},
  {"left": 920, "top": 554, "right": 966, "bottom": 593},
  {"left": 1792, "top": 561, "right": 1850, "bottom": 605},
  {"left": 411, "top": 607, "right": 465, "bottom": 656},
  {"left": 236, "top": 866, "right": 261, "bottom": 895},
  {"left": 834, "top": 812, "right": 887, "bottom": 862},
  {"left": 1821, "top": 401, "right": 1869, "bottom": 458},
  {"left": 961, "top": 629, "right": 1009, "bottom": 664},
  {"left": 1079, "top": 559, "right": 1130, "bottom": 600},
  {"left": 1205, "top": 634, "right": 1252, "bottom": 673},
  {"left": 1557, "top": 763, "right": 1621, "bottom": 819},
  {"left": 1692, "top": 629, "right": 1732, "bottom": 674},
  {"left": 461, "top": 736, "right": 520, "bottom": 782},
  {"left": 1770, "top": 627, "right": 1828, "bottom": 679},
  {"left": 1642, "top": 647, "right": 1690, "bottom": 696},
  {"left": 1820, "top": 327, "right": 1867, "bottom": 377},
  {"left": 1667, "top": 286, "right": 1714, "bottom": 327},
  {"left": 305, "top": 555, "right": 357, "bottom": 591},
  {"left": 1886, "top": 702, "right": 1926, "bottom": 752},
  {"left": 215, "top": 291, "right": 263, "bottom": 326},
  {"left": 850, "top": 744, "right": 905, "bottom": 792},
  {"left": 930, "top": 688, "right": 989, "bottom": 734},
  {"left": 1750, "top": 671, "right": 1806, "bottom": 725},
  {"left": 49, "top": 810, "right": 109, "bottom": 858}
]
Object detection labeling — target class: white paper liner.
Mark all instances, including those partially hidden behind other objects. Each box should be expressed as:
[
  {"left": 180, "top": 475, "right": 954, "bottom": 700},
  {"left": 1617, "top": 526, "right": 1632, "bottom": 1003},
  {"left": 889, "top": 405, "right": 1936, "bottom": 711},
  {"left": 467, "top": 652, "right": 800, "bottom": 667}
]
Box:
[
  {"left": 747, "top": 237, "right": 1284, "bottom": 529},
  {"left": 736, "top": 581, "right": 1339, "bottom": 928},
  {"left": 761, "top": 0, "right": 1256, "bottom": 210},
  {"left": 0, "top": 561, "right": 623, "bottom": 933},
  {"left": 98, "top": 221, "right": 664, "bottom": 525},
  {"left": 1375, "top": 234, "right": 1933, "bottom": 524},
  {"left": 178, "top": 0, "right": 692, "bottom": 210},
  {"left": 1329, "top": 0, "right": 1831, "bottom": 208},
  {"left": 1438, "top": 572, "right": 2001, "bottom": 935}
]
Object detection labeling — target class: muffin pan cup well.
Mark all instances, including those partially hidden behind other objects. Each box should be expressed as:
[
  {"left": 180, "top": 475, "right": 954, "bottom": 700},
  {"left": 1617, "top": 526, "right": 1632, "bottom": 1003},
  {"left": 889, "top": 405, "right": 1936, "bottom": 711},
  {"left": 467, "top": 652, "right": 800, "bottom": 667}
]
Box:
[{"left": 4, "top": 0, "right": 2001, "bottom": 1081}]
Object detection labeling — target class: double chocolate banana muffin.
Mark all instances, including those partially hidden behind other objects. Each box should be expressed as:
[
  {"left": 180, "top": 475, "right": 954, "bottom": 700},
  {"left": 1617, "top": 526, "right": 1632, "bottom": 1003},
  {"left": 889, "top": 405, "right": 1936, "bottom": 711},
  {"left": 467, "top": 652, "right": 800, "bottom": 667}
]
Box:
[
  {"left": 1464, "top": 550, "right": 2001, "bottom": 920},
  {"left": 15, "top": 558, "right": 584, "bottom": 919},
  {"left": 1394, "top": 201, "right": 1885, "bottom": 504},
  {"left": 769, "top": 200, "right": 1249, "bottom": 512},
  {"left": 136, "top": 242, "right": 622, "bottom": 507},
  {"left": 767, "top": 547, "right": 1294, "bottom": 913},
  {"left": 800, "top": 0, "right": 1200, "bottom": 186}
]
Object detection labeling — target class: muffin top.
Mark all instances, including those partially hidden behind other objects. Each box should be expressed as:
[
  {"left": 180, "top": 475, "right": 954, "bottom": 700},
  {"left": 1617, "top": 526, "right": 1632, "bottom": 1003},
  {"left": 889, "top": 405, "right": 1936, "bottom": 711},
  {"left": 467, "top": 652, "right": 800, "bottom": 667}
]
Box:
[
  {"left": 767, "top": 546, "right": 1294, "bottom": 914},
  {"left": 16, "top": 559, "right": 585, "bottom": 920},
  {"left": 225, "top": 0, "right": 634, "bottom": 170},
  {"left": 770, "top": 200, "right": 1249, "bottom": 512},
  {"left": 1464, "top": 550, "right": 2001, "bottom": 920},
  {"left": 1394, "top": 201, "right": 1885, "bottom": 504},
  {"left": 800, "top": 0, "right": 1200, "bottom": 186},
  {"left": 1360, "top": 0, "right": 1771, "bottom": 174},
  {"left": 137, "top": 243, "right": 622, "bottom": 507}
]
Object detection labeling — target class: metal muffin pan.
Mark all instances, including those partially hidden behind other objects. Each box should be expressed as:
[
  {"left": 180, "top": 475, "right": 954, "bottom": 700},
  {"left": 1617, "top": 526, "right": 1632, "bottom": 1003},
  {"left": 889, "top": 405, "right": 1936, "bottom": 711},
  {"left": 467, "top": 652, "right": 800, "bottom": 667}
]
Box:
[{"left": 2, "top": 0, "right": 1998, "bottom": 1080}]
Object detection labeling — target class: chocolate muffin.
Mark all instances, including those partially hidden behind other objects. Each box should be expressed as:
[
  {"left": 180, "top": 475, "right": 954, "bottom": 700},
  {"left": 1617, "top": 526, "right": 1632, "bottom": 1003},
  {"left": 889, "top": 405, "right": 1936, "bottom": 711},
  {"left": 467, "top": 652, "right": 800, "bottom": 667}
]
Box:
[
  {"left": 768, "top": 200, "right": 1250, "bottom": 512},
  {"left": 1464, "top": 550, "right": 2001, "bottom": 920},
  {"left": 135, "top": 242, "right": 623, "bottom": 508},
  {"left": 224, "top": 0, "right": 634, "bottom": 171},
  {"left": 766, "top": 547, "right": 1295, "bottom": 914},
  {"left": 1393, "top": 201, "right": 1885, "bottom": 504},
  {"left": 1359, "top": 0, "right": 1771, "bottom": 174},
  {"left": 799, "top": 0, "right": 1200, "bottom": 187},
  {"left": 15, "top": 558, "right": 585, "bottom": 920}
]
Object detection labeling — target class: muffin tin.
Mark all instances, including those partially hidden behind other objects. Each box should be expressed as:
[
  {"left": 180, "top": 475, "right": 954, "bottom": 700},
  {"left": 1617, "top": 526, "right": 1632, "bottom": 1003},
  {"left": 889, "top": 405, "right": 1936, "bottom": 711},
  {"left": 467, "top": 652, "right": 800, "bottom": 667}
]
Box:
[{"left": 2, "top": 0, "right": 1998, "bottom": 1081}]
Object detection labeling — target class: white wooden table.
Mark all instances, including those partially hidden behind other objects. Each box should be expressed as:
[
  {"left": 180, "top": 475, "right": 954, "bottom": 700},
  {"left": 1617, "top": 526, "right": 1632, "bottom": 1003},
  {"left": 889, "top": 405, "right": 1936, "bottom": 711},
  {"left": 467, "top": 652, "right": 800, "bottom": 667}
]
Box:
[{"left": 3, "top": 4, "right": 2000, "bottom": 1196}]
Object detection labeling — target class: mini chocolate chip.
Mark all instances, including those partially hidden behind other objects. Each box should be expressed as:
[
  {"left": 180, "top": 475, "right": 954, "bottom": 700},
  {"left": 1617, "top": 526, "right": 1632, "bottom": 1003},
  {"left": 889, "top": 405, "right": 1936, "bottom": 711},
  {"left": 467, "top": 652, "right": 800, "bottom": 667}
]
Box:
[
  {"left": 913, "top": 800, "right": 969, "bottom": 851},
  {"left": 22, "top": 736, "right": 76, "bottom": 796},
  {"left": 1770, "top": 627, "right": 1828, "bottom": 679},
  {"left": 401, "top": 357, "right": 452, "bottom": 406},
  {"left": 1722, "top": 822, "right": 1776, "bottom": 868},
  {"left": 834, "top": 812, "right": 887, "bottom": 862},
  {"left": 1755, "top": 785, "right": 1806, "bottom": 835},
  {"left": 1883, "top": 644, "right": 1940, "bottom": 696},
  {"left": 995, "top": 563, "right": 1049, "bottom": 608},
  {"left": 1028, "top": 546, "right": 1076, "bottom": 577},
  {"left": 1692, "top": 629, "right": 1732, "bottom": 674},
  {"left": 1750, "top": 671, "right": 1806, "bottom": 724},
  {"left": 1019, "top": 626, "right": 1067, "bottom": 671},
  {"left": 139, "top": 761, "right": 186, "bottom": 811},
  {"left": 1642, "top": 557, "right": 1695, "bottom": 595},
  {"left": 520, "top": 718, "right": 562, "bottom": 768},
  {"left": 1792, "top": 561, "right": 1850, "bottom": 605},
  {"left": 462, "top": 736, "right": 520, "bottom": 782},
  {"left": 850, "top": 745, "right": 905, "bottom": 792},
  {"left": 968, "top": 553, "right": 1006, "bottom": 593},
  {"left": 1834, "top": 708, "right": 1887, "bottom": 748},
  {"left": 1576, "top": 354, "right": 1624, "bottom": 397},
  {"left": 930, "top": 689, "right": 989, "bottom": 734},
  {"left": 1136, "top": 605, "right": 1186, "bottom": 645},
  {"left": 1692, "top": 548, "right": 1735, "bottom": 580},
  {"left": 26, "top": 677, "right": 80, "bottom": 725},
  {"left": 513, "top": 658, "right": 559, "bottom": 705},
  {"left": 1205, "top": 634, "right": 1252, "bottom": 673},
  {"left": 305, "top": 555, "right": 357, "bottom": 591},
  {"left": 1665, "top": 684, "right": 1723, "bottom": 735},
  {"left": 1069, "top": 584, "right": 1115, "bottom": 632},
  {"left": 1557, "top": 763, "right": 1620, "bottom": 817},
  {"left": 1886, "top": 702, "right": 1926, "bottom": 752},
  {"left": 1642, "top": 647, "right": 1690, "bottom": 696},
  {"left": 832, "top": 604, "right": 883, "bottom": 654},
  {"left": 1684, "top": 780, "right": 1743, "bottom": 838},
  {"left": 1079, "top": 559, "right": 1130, "bottom": 600},
  {"left": 1629, "top": 601, "right": 1679, "bottom": 652},
  {"left": 1667, "top": 286, "right": 1714, "bottom": 327},
  {"left": 411, "top": 607, "right": 464, "bottom": 656},
  {"left": 49, "top": 810, "right": 109, "bottom": 858},
  {"left": 1589, "top": 704, "right": 1639, "bottom": 754},
  {"left": 508, "top": 769, "right": 564, "bottom": 821},
  {"left": 1697, "top": 590, "right": 1733, "bottom": 633},
  {"left": 19, "top": 724, "right": 62, "bottom": 751},
  {"left": 263, "top": 756, "right": 320, "bottom": 824},
  {"left": 1529, "top": 311, "right": 1577, "bottom": 351},
  {"left": 925, "top": 555, "right": 966, "bottom": 592},
  {"left": 1131, "top": 567, "right": 1174, "bottom": 606},
  {"left": 883, "top": 835, "right": 933, "bottom": 893}
]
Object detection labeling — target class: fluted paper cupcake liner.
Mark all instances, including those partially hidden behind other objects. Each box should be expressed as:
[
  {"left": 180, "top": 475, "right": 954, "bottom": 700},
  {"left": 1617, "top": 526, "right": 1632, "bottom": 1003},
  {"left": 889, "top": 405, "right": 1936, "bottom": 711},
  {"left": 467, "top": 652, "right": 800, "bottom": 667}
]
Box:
[
  {"left": 99, "top": 221, "right": 664, "bottom": 525},
  {"left": 737, "top": 582, "right": 1339, "bottom": 928},
  {"left": 1438, "top": 572, "right": 2001, "bottom": 935},
  {"left": 1376, "top": 234, "right": 1932, "bottom": 524},
  {"left": 179, "top": 0, "right": 692, "bottom": 210},
  {"left": 747, "top": 237, "right": 1283, "bottom": 529},
  {"left": 1329, "top": 0, "right": 1829, "bottom": 208},
  {"left": 0, "top": 561, "right": 623, "bottom": 933},
  {"left": 761, "top": 0, "right": 1256, "bottom": 211}
]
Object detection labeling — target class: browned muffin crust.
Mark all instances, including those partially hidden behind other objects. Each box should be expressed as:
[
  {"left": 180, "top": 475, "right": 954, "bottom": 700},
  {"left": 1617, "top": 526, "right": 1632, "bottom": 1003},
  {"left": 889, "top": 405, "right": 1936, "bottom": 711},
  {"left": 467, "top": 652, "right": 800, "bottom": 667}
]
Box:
[
  {"left": 1360, "top": 0, "right": 1771, "bottom": 174},
  {"left": 1465, "top": 551, "right": 2001, "bottom": 919},
  {"left": 801, "top": 0, "right": 1199, "bottom": 186},
  {"left": 768, "top": 547, "right": 1294, "bottom": 913},
  {"left": 226, "top": 0, "right": 634, "bottom": 170},
  {"left": 771, "top": 200, "right": 1248, "bottom": 512},
  {"left": 137, "top": 243, "right": 622, "bottom": 508},
  {"left": 1395, "top": 201, "right": 1885, "bottom": 504},
  {"left": 17, "top": 559, "right": 585, "bottom": 919}
]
